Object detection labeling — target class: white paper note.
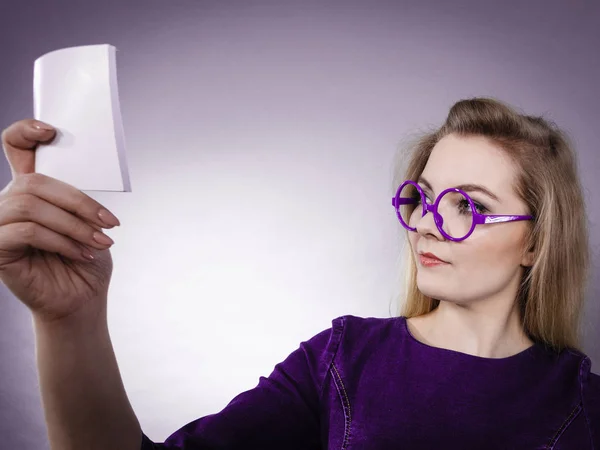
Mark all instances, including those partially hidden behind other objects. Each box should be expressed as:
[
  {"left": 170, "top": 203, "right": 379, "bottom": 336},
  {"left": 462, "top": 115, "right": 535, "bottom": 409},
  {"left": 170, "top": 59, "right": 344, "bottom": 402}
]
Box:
[{"left": 33, "top": 44, "right": 132, "bottom": 192}]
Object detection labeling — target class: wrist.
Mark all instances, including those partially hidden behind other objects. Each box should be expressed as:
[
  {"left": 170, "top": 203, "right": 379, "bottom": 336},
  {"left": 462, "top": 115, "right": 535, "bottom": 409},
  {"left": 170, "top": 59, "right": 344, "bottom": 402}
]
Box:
[{"left": 33, "top": 303, "right": 108, "bottom": 336}]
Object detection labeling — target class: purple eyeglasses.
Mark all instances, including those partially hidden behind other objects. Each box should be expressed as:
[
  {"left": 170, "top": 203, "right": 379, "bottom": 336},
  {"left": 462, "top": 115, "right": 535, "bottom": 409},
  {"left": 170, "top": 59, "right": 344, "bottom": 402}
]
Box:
[{"left": 391, "top": 180, "right": 535, "bottom": 242}]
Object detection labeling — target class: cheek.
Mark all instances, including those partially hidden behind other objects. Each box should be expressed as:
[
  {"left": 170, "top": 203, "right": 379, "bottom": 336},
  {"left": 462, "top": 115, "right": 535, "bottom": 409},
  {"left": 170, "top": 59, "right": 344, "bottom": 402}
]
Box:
[
  {"left": 408, "top": 232, "right": 418, "bottom": 254},
  {"left": 458, "top": 228, "right": 525, "bottom": 269}
]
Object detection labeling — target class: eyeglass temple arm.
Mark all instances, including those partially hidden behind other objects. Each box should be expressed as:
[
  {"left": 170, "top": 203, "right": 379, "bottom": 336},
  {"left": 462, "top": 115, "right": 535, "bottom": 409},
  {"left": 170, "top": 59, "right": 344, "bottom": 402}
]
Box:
[{"left": 477, "top": 215, "right": 534, "bottom": 224}]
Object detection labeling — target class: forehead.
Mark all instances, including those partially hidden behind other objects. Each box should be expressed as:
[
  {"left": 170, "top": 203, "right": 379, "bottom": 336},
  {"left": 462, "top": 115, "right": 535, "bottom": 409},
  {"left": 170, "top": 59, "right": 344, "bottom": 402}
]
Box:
[{"left": 422, "top": 134, "right": 517, "bottom": 196}]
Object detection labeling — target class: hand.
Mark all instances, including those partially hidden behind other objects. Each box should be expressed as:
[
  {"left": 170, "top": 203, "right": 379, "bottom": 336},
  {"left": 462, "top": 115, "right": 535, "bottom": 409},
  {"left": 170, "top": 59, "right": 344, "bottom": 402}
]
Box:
[{"left": 0, "top": 119, "right": 120, "bottom": 323}]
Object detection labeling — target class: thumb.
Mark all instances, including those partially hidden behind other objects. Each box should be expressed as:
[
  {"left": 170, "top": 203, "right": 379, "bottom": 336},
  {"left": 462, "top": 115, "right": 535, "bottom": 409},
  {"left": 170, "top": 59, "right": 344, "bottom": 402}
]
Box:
[{"left": 1, "top": 119, "right": 57, "bottom": 179}]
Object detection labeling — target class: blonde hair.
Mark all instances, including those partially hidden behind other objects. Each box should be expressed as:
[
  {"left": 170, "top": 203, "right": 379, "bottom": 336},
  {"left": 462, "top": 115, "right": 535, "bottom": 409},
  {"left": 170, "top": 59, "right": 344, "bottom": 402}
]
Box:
[{"left": 390, "top": 97, "right": 591, "bottom": 354}]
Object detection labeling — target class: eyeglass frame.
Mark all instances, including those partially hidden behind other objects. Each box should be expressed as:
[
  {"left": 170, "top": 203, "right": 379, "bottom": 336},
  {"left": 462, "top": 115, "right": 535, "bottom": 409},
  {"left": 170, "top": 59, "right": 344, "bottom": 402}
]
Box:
[{"left": 391, "top": 180, "right": 535, "bottom": 242}]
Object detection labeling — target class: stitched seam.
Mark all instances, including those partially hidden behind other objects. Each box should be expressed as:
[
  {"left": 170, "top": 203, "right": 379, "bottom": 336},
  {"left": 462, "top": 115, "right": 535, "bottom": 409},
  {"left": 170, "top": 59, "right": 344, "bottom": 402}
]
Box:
[
  {"left": 579, "top": 357, "right": 595, "bottom": 450},
  {"left": 331, "top": 362, "right": 352, "bottom": 450},
  {"left": 319, "top": 316, "right": 346, "bottom": 400},
  {"left": 546, "top": 402, "right": 582, "bottom": 449}
]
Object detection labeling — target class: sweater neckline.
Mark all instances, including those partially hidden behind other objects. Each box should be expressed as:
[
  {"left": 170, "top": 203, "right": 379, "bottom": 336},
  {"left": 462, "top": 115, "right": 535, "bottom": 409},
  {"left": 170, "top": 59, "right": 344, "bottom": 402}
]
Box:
[{"left": 401, "top": 316, "right": 543, "bottom": 363}]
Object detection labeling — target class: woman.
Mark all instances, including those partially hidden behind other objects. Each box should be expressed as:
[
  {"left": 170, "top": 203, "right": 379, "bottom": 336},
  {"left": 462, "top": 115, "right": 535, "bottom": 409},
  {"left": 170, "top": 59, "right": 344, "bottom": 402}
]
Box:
[{"left": 1, "top": 98, "right": 597, "bottom": 449}]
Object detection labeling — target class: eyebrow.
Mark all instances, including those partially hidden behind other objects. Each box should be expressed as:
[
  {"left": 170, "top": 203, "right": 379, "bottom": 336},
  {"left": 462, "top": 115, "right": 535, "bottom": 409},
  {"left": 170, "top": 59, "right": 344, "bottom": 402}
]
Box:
[{"left": 417, "top": 176, "right": 500, "bottom": 202}]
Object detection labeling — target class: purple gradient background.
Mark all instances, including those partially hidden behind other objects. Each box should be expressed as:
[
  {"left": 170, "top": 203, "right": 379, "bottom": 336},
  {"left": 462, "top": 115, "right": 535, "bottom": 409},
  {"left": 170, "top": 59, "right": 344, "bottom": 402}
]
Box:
[{"left": 1, "top": 1, "right": 599, "bottom": 448}]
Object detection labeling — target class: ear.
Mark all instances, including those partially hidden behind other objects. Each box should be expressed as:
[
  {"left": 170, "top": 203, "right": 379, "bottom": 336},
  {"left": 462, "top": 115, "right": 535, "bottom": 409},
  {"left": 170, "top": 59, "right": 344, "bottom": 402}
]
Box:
[{"left": 521, "top": 248, "right": 535, "bottom": 267}]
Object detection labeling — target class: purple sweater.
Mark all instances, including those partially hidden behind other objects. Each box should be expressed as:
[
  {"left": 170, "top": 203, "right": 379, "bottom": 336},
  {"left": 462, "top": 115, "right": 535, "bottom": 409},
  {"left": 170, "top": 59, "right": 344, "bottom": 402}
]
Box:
[{"left": 140, "top": 315, "right": 600, "bottom": 449}]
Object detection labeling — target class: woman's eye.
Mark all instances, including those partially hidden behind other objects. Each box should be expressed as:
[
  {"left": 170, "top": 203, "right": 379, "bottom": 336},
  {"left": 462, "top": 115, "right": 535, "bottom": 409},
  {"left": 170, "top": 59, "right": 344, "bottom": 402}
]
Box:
[
  {"left": 457, "top": 199, "right": 488, "bottom": 214},
  {"left": 474, "top": 202, "right": 488, "bottom": 214},
  {"left": 468, "top": 202, "right": 488, "bottom": 214},
  {"left": 416, "top": 192, "right": 430, "bottom": 203}
]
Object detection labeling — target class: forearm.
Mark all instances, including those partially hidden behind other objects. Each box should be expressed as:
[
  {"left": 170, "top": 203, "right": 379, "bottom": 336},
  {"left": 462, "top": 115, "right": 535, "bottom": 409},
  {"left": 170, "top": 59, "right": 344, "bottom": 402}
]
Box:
[{"left": 33, "top": 307, "right": 142, "bottom": 450}]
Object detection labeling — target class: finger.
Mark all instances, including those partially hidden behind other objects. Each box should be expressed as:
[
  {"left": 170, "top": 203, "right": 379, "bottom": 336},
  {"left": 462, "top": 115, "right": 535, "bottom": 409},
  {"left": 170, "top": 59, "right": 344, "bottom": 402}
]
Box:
[
  {"left": 2, "top": 119, "right": 57, "bottom": 178},
  {"left": 0, "top": 193, "right": 115, "bottom": 251},
  {"left": 8, "top": 173, "right": 120, "bottom": 230},
  {"left": 0, "top": 221, "right": 99, "bottom": 264}
]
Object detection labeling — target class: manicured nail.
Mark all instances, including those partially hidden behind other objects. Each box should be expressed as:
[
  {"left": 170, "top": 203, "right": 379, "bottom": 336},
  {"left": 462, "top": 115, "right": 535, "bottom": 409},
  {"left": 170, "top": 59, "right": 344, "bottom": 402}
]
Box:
[
  {"left": 93, "top": 231, "right": 114, "bottom": 246},
  {"left": 81, "top": 249, "right": 95, "bottom": 261},
  {"left": 33, "top": 121, "right": 54, "bottom": 131},
  {"left": 98, "top": 209, "right": 120, "bottom": 227}
]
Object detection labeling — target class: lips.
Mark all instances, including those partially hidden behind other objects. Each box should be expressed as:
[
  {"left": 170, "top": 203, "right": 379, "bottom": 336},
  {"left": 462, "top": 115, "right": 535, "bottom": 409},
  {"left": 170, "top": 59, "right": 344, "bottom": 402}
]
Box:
[{"left": 419, "top": 252, "right": 447, "bottom": 263}]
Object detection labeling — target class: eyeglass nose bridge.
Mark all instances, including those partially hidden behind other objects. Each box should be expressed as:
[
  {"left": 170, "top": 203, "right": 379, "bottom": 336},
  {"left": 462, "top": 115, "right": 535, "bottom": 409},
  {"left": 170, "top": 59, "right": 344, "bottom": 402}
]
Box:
[{"left": 420, "top": 200, "right": 446, "bottom": 231}]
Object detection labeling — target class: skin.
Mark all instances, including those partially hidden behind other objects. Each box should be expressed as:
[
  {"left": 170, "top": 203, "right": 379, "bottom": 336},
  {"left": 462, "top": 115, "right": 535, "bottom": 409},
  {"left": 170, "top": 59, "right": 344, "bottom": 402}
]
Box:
[{"left": 405, "top": 133, "right": 536, "bottom": 359}]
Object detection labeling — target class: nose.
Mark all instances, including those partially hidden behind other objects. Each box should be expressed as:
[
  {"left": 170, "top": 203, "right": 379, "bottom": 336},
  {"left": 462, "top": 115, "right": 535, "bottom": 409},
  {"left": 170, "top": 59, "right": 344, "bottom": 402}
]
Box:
[{"left": 414, "top": 205, "right": 445, "bottom": 240}]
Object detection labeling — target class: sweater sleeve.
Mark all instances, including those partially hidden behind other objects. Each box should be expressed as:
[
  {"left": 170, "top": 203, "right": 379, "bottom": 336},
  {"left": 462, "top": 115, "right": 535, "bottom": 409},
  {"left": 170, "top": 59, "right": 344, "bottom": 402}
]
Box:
[{"left": 139, "top": 316, "right": 345, "bottom": 450}]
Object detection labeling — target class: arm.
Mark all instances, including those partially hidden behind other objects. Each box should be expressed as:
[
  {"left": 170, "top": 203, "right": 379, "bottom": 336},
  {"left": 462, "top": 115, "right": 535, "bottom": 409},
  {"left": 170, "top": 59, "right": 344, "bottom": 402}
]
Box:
[
  {"left": 141, "top": 318, "right": 344, "bottom": 450},
  {"left": 33, "top": 307, "right": 142, "bottom": 450}
]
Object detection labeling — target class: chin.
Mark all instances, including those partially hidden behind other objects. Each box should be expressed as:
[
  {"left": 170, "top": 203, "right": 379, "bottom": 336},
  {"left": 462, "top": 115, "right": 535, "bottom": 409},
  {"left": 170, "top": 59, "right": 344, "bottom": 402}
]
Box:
[
  {"left": 416, "top": 277, "right": 452, "bottom": 302},
  {"left": 416, "top": 285, "right": 443, "bottom": 300}
]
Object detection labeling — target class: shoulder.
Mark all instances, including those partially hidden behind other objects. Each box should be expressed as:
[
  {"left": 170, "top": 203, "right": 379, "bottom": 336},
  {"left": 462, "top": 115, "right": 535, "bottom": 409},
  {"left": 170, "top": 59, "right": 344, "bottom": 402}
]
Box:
[
  {"left": 330, "top": 314, "right": 402, "bottom": 340},
  {"left": 300, "top": 314, "right": 398, "bottom": 355},
  {"left": 304, "top": 314, "right": 402, "bottom": 352},
  {"left": 580, "top": 359, "right": 600, "bottom": 446},
  {"left": 561, "top": 351, "right": 600, "bottom": 447},
  {"left": 317, "top": 314, "right": 405, "bottom": 364}
]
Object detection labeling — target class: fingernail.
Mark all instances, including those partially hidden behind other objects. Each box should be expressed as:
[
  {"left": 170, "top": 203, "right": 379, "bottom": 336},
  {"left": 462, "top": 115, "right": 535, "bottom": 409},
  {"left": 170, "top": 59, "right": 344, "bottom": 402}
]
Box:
[
  {"left": 93, "top": 231, "right": 114, "bottom": 246},
  {"left": 98, "top": 209, "right": 120, "bottom": 227},
  {"left": 33, "top": 121, "right": 54, "bottom": 131},
  {"left": 81, "top": 249, "right": 95, "bottom": 261}
]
